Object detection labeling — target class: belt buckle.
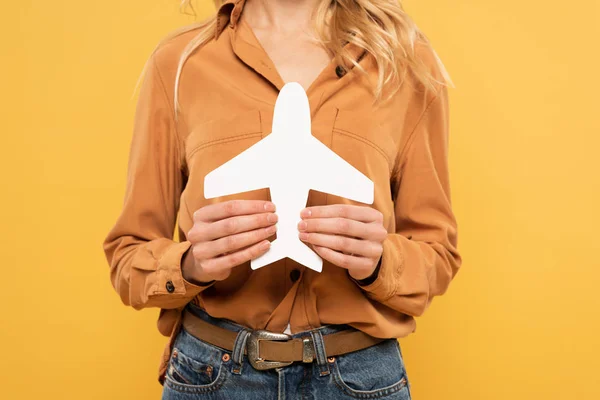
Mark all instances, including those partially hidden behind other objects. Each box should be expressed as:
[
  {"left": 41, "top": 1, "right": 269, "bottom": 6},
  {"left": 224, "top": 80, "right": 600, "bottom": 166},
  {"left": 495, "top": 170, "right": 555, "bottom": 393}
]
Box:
[{"left": 247, "top": 330, "right": 294, "bottom": 370}]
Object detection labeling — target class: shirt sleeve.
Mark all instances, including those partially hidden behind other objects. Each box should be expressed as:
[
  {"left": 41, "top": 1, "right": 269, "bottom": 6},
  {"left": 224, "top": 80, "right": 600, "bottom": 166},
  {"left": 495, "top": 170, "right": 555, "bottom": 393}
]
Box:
[
  {"left": 102, "top": 54, "right": 214, "bottom": 310},
  {"left": 351, "top": 83, "right": 462, "bottom": 317}
]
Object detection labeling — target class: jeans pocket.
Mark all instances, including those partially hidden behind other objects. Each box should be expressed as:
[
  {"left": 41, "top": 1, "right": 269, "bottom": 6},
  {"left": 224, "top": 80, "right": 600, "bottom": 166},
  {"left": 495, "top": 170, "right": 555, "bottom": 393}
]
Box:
[
  {"left": 164, "top": 328, "right": 228, "bottom": 394},
  {"left": 330, "top": 339, "right": 410, "bottom": 399}
]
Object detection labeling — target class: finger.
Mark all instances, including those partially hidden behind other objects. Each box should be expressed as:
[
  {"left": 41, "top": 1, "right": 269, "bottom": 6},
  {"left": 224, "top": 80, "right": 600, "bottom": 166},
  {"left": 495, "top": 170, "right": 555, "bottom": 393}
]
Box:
[
  {"left": 194, "top": 200, "right": 276, "bottom": 223},
  {"left": 196, "top": 212, "right": 278, "bottom": 241},
  {"left": 312, "top": 245, "right": 373, "bottom": 271},
  {"left": 298, "top": 217, "right": 386, "bottom": 241},
  {"left": 300, "top": 205, "right": 383, "bottom": 223},
  {"left": 298, "top": 232, "right": 382, "bottom": 259},
  {"left": 202, "top": 240, "right": 272, "bottom": 272},
  {"left": 195, "top": 225, "right": 277, "bottom": 259}
]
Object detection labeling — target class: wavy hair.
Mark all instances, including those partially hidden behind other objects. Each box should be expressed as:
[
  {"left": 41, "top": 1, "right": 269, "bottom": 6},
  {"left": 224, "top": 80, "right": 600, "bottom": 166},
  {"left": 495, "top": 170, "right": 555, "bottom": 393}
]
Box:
[{"left": 135, "top": 0, "right": 453, "bottom": 119}]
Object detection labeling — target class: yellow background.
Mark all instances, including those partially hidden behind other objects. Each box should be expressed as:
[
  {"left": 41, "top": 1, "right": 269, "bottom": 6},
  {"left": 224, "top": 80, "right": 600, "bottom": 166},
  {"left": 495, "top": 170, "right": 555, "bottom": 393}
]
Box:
[{"left": 2, "top": 1, "right": 599, "bottom": 398}]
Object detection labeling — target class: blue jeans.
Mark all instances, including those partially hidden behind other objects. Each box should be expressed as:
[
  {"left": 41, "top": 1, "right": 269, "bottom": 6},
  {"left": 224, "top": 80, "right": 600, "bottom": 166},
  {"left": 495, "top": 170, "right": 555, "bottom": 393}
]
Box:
[{"left": 162, "top": 303, "right": 412, "bottom": 399}]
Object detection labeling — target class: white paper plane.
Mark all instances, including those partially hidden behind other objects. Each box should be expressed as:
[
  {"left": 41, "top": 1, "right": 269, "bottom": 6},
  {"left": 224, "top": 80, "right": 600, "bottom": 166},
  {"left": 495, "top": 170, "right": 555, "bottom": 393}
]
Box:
[{"left": 204, "top": 82, "right": 374, "bottom": 272}]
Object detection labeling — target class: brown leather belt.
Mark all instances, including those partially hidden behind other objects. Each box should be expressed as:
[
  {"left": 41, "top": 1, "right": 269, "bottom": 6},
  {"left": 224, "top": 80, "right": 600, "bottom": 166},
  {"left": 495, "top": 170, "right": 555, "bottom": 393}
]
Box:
[{"left": 182, "top": 308, "right": 386, "bottom": 370}]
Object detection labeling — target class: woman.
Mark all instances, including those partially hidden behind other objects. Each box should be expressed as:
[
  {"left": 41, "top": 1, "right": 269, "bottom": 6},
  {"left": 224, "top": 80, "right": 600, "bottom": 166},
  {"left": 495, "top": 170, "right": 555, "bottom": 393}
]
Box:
[{"left": 102, "top": 0, "right": 462, "bottom": 398}]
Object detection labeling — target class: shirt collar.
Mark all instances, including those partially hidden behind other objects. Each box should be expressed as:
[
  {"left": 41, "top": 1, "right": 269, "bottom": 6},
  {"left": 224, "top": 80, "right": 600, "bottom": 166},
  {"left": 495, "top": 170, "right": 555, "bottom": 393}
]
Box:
[{"left": 215, "top": 0, "right": 247, "bottom": 40}]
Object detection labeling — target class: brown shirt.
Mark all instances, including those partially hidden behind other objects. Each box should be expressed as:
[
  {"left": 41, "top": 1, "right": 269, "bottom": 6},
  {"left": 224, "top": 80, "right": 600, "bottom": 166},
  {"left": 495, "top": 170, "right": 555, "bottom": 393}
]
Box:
[{"left": 102, "top": 0, "right": 462, "bottom": 384}]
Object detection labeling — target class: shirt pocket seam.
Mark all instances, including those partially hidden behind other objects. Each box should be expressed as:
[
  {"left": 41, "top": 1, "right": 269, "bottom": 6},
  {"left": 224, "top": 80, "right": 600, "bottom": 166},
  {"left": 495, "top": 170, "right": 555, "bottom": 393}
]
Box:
[
  {"left": 332, "top": 108, "right": 397, "bottom": 175},
  {"left": 185, "top": 109, "right": 263, "bottom": 160},
  {"left": 331, "top": 128, "right": 392, "bottom": 165},
  {"left": 187, "top": 131, "right": 262, "bottom": 159}
]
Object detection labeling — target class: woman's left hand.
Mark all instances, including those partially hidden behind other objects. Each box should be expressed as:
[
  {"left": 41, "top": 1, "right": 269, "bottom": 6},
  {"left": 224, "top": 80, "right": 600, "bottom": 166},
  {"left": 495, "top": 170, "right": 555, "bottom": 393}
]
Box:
[{"left": 297, "top": 205, "right": 388, "bottom": 281}]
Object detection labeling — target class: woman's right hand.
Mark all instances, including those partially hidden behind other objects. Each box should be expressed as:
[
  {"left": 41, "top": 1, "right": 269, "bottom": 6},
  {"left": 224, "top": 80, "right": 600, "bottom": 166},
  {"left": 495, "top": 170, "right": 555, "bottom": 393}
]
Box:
[{"left": 182, "top": 200, "right": 278, "bottom": 284}]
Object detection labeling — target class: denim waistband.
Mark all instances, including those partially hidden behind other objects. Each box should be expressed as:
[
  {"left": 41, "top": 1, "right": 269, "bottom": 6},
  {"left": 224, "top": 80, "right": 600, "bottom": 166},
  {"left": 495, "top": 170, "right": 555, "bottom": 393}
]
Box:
[{"left": 185, "top": 302, "right": 354, "bottom": 338}]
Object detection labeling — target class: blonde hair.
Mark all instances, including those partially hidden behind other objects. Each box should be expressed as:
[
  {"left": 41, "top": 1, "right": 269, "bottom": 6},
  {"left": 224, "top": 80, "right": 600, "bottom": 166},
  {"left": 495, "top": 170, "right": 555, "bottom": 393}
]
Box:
[{"left": 135, "top": 0, "right": 453, "bottom": 120}]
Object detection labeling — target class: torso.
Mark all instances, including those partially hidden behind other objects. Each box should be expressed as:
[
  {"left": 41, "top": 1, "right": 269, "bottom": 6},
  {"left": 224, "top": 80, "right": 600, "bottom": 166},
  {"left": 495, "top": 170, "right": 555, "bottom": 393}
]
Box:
[{"left": 147, "top": 12, "right": 440, "bottom": 340}]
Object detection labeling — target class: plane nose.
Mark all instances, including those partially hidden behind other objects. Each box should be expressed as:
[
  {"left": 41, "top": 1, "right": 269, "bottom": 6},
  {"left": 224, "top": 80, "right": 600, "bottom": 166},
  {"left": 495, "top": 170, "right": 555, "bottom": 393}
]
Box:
[
  {"left": 282, "top": 81, "right": 304, "bottom": 93},
  {"left": 273, "top": 81, "right": 311, "bottom": 135}
]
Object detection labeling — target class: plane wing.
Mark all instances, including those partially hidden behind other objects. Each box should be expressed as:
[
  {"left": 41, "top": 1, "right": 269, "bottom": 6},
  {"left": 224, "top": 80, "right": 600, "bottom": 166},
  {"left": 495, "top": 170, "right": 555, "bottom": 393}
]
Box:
[
  {"left": 204, "top": 81, "right": 373, "bottom": 205},
  {"left": 306, "top": 136, "right": 374, "bottom": 204},
  {"left": 204, "top": 133, "right": 277, "bottom": 199}
]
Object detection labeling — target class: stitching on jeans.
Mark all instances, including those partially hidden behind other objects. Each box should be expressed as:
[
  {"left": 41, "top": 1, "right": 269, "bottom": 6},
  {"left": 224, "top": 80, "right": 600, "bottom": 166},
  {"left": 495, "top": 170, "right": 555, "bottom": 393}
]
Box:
[
  {"left": 330, "top": 359, "right": 407, "bottom": 398},
  {"left": 164, "top": 369, "right": 227, "bottom": 394},
  {"left": 312, "top": 330, "right": 330, "bottom": 376},
  {"left": 302, "top": 362, "right": 310, "bottom": 400},
  {"left": 169, "top": 365, "right": 193, "bottom": 385},
  {"left": 164, "top": 356, "right": 226, "bottom": 394}
]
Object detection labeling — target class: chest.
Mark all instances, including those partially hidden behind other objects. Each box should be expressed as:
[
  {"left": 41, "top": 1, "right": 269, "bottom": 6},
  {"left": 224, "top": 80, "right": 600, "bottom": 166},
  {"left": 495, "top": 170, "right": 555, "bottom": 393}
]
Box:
[{"left": 176, "top": 29, "right": 409, "bottom": 234}]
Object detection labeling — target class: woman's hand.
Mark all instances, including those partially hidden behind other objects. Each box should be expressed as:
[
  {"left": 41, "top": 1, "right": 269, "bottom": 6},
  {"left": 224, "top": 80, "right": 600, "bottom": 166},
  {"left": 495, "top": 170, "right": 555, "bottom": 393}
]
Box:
[
  {"left": 297, "top": 205, "right": 388, "bottom": 281},
  {"left": 183, "top": 200, "right": 278, "bottom": 284}
]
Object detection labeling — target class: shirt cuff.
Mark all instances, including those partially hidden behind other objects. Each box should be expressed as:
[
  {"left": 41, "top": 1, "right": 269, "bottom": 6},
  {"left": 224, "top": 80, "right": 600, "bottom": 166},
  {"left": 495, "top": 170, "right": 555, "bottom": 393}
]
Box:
[
  {"left": 149, "top": 240, "right": 215, "bottom": 298},
  {"left": 349, "top": 236, "right": 403, "bottom": 302},
  {"left": 351, "top": 258, "right": 382, "bottom": 286},
  {"left": 176, "top": 241, "right": 217, "bottom": 293}
]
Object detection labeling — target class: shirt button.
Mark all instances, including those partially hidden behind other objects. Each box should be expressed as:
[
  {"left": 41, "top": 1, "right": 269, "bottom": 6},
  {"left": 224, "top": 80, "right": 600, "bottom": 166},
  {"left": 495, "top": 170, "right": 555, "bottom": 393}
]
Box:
[
  {"left": 289, "top": 269, "right": 301, "bottom": 283},
  {"left": 335, "top": 65, "right": 346, "bottom": 78},
  {"left": 165, "top": 280, "right": 175, "bottom": 293}
]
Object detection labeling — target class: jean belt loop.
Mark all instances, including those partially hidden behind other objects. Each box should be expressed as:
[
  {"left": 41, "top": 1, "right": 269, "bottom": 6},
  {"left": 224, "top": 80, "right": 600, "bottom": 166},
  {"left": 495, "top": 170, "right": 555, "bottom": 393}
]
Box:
[
  {"left": 231, "top": 329, "right": 251, "bottom": 375},
  {"left": 310, "top": 329, "right": 330, "bottom": 376}
]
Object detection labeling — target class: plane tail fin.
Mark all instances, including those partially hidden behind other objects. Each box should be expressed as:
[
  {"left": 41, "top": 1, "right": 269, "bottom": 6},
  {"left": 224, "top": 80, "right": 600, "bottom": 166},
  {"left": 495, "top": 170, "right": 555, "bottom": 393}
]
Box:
[{"left": 251, "top": 239, "right": 322, "bottom": 272}]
